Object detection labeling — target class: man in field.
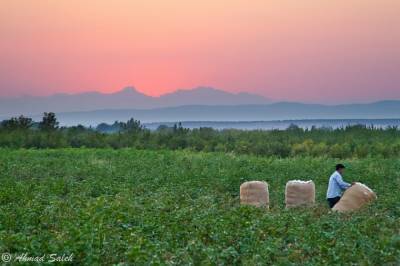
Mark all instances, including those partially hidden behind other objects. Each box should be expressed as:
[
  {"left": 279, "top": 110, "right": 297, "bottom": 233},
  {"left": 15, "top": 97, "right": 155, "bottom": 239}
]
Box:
[{"left": 326, "top": 164, "right": 352, "bottom": 208}]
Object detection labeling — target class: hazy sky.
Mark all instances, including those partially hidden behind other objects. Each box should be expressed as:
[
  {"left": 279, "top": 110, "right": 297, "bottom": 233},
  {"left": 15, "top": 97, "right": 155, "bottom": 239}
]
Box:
[{"left": 1, "top": 0, "right": 399, "bottom": 103}]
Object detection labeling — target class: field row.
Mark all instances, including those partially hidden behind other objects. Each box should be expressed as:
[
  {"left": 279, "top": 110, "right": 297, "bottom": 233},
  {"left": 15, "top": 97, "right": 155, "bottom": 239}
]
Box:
[{"left": 0, "top": 149, "right": 399, "bottom": 265}]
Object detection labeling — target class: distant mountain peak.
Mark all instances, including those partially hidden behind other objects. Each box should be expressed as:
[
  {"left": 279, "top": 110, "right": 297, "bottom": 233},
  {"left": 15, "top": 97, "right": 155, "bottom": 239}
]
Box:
[
  {"left": 167, "top": 86, "right": 220, "bottom": 95},
  {"left": 0, "top": 86, "right": 271, "bottom": 117},
  {"left": 192, "top": 86, "right": 220, "bottom": 92},
  {"left": 118, "top": 86, "right": 139, "bottom": 94},
  {"left": 170, "top": 86, "right": 264, "bottom": 97}
]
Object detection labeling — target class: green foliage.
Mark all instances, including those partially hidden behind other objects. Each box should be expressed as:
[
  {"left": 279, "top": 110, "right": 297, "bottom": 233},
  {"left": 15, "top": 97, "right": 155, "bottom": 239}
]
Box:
[
  {"left": 39, "top": 112, "right": 59, "bottom": 131},
  {"left": 0, "top": 115, "right": 33, "bottom": 131},
  {"left": 0, "top": 149, "right": 398, "bottom": 265},
  {"left": 1, "top": 115, "right": 400, "bottom": 158}
]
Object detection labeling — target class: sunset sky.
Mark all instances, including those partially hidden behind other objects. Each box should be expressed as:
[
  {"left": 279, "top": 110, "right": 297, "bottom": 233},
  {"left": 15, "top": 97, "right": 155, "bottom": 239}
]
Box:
[{"left": 1, "top": 0, "right": 399, "bottom": 103}]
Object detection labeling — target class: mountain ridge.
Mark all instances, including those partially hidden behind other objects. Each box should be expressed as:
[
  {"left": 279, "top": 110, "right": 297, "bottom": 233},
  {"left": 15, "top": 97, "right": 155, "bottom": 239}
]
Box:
[
  {"left": 0, "top": 86, "right": 270, "bottom": 116},
  {"left": 0, "top": 100, "right": 397, "bottom": 126},
  {"left": 1, "top": 87, "right": 399, "bottom": 126}
]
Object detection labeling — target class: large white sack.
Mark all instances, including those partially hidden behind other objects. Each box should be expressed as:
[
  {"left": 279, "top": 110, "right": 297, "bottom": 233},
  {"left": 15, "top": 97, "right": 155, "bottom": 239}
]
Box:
[
  {"left": 240, "top": 181, "right": 269, "bottom": 208},
  {"left": 285, "top": 180, "right": 315, "bottom": 208},
  {"left": 332, "top": 182, "right": 377, "bottom": 212}
]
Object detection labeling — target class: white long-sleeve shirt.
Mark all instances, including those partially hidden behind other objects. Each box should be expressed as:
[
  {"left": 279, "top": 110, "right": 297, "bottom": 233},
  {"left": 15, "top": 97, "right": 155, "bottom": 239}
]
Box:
[{"left": 326, "top": 171, "right": 351, "bottom": 198}]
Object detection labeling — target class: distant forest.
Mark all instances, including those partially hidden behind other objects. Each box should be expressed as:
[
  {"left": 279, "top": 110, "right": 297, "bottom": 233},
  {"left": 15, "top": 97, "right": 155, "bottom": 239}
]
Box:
[{"left": 1, "top": 113, "right": 400, "bottom": 159}]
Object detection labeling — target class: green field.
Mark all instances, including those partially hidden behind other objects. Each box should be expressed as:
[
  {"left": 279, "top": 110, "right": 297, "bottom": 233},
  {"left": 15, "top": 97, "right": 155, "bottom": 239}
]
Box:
[{"left": 0, "top": 149, "right": 399, "bottom": 265}]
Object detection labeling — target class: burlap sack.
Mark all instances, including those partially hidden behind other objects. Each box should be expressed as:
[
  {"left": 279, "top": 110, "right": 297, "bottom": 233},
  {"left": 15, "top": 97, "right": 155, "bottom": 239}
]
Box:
[
  {"left": 285, "top": 180, "right": 315, "bottom": 208},
  {"left": 332, "top": 182, "right": 377, "bottom": 212},
  {"left": 240, "top": 181, "right": 269, "bottom": 208}
]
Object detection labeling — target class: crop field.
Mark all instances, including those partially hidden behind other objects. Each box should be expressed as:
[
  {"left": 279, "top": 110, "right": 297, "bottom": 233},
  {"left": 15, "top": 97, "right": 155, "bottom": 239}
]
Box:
[{"left": 0, "top": 149, "right": 399, "bottom": 265}]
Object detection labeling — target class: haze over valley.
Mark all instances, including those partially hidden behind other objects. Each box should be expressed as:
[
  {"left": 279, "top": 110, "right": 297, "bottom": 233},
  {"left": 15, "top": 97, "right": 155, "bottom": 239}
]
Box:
[{"left": 1, "top": 87, "right": 399, "bottom": 127}]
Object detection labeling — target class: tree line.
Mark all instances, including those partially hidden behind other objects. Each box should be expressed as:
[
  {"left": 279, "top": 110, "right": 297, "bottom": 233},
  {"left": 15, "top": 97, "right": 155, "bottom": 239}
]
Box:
[{"left": 1, "top": 113, "right": 399, "bottom": 158}]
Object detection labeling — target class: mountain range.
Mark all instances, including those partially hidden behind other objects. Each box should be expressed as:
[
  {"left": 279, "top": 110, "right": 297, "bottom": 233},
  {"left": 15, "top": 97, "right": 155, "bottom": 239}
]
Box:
[
  {"left": 0, "top": 87, "right": 270, "bottom": 117},
  {"left": 0, "top": 87, "right": 399, "bottom": 126},
  {"left": 11, "top": 100, "right": 400, "bottom": 126}
]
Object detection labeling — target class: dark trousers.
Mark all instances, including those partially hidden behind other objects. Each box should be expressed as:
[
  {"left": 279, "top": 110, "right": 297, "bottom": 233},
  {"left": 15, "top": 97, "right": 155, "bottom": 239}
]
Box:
[{"left": 327, "top": 197, "right": 341, "bottom": 208}]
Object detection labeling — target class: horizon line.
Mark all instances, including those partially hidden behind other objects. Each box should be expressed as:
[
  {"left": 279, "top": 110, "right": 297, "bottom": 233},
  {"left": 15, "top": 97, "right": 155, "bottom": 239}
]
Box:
[{"left": 1, "top": 86, "right": 399, "bottom": 106}]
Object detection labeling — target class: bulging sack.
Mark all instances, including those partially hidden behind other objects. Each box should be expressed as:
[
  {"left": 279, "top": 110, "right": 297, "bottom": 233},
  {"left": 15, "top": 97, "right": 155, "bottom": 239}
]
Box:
[
  {"left": 285, "top": 180, "right": 315, "bottom": 208},
  {"left": 240, "top": 181, "right": 269, "bottom": 208},
  {"left": 333, "top": 182, "right": 377, "bottom": 212}
]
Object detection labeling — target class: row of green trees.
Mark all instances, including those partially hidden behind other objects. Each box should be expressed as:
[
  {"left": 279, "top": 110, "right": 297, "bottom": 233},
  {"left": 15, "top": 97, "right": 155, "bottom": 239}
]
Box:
[
  {"left": 1, "top": 113, "right": 399, "bottom": 158},
  {"left": 0, "top": 113, "right": 58, "bottom": 131}
]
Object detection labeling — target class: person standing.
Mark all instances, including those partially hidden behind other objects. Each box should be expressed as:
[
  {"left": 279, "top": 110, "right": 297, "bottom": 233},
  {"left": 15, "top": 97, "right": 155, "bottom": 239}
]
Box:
[{"left": 326, "top": 164, "right": 352, "bottom": 208}]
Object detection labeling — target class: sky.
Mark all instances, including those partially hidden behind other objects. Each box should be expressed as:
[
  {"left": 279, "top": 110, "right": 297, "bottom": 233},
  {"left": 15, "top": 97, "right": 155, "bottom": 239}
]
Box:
[{"left": 1, "top": 0, "right": 399, "bottom": 103}]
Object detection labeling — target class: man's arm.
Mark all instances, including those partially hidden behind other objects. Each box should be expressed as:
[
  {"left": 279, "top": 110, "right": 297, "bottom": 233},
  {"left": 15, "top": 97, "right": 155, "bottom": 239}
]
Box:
[{"left": 335, "top": 174, "right": 351, "bottom": 190}]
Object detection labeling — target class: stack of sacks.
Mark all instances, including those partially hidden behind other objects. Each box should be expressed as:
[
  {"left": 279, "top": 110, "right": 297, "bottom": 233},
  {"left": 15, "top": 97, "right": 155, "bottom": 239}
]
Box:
[
  {"left": 333, "top": 182, "right": 377, "bottom": 212},
  {"left": 240, "top": 181, "right": 269, "bottom": 208},
  {"left": 285, "top": 180, "right": 315, "bottom": 208}
]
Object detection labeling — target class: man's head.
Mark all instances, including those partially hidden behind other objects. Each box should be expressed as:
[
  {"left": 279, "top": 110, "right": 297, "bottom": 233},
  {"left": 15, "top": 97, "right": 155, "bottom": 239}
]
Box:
[{"left": 336, "top": 164, "right": 345, "bottom": 174}]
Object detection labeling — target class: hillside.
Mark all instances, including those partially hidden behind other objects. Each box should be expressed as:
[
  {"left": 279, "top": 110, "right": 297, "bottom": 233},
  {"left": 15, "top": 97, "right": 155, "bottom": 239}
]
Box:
[
  {"left": 0, "top": 87, "right": 270, "bottom": 116},
  {"left": 36, "top": 100, "right": 400, "bottom": 126}
]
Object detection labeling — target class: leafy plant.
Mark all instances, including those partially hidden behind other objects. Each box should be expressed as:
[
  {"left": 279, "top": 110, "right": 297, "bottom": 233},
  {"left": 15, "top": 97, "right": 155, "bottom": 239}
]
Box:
[{"left": 0, "top": 149, "right": 398, "bottom": 265}]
